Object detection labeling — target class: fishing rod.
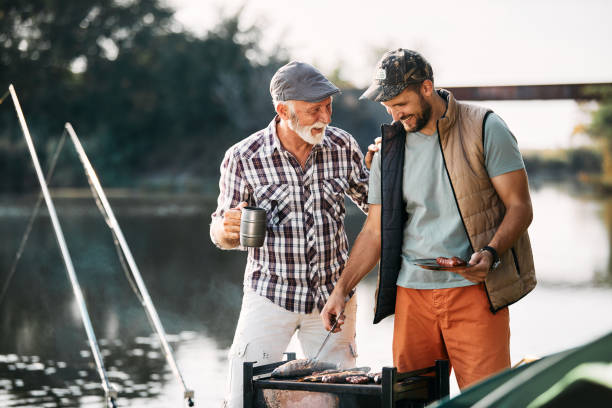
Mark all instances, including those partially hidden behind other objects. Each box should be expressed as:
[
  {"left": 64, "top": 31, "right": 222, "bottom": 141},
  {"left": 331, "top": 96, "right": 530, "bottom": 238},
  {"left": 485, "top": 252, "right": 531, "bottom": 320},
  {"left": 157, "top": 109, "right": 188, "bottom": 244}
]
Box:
[
  {"left": 64, "top": 122, "right": 195, "bottom": 407},
  {"left": 7, "top": 85, "right": 118, "bottom": 408}
]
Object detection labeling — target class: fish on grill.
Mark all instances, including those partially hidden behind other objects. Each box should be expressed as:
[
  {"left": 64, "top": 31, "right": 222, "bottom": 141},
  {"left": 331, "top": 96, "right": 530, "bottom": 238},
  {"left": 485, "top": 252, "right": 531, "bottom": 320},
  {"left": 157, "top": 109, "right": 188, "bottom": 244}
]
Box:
[
  {"left": 321, "top": 367, "right": 372, "bottom": 383},
  {"left": 345, "top": 376, "right": 370, "bottom": 384},
  {"left": 298, "top": 369, "right": 342, "bottom": 382},
  {"left": 299, "top": 366, "right": 371, "bottom": 382},
  {"left": 368, "top": 372, "right": 382, "bottom": 384},
  {"left": 270, "top": 359, "right": 338, "bottom": 378}
]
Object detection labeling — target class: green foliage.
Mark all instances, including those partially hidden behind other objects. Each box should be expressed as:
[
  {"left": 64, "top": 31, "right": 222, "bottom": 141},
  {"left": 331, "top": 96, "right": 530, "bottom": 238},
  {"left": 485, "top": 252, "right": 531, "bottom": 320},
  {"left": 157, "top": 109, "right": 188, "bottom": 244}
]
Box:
[
  {"left": 589, "top": 100, "right": 612, "bottom": 141},
  {"left": 523, "top": 148, "right": 602, "bottom": 179},
  {"left": 0, "top": 2, "right": 398, "bottom": 193},
  {"left": 0, "top": 1, "right": 287, "bottom": 192}
]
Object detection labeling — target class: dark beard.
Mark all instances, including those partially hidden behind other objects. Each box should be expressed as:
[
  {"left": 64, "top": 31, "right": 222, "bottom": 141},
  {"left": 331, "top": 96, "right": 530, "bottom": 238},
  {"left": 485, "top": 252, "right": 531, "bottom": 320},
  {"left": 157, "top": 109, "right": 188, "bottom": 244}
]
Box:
[
  {"left": 414, "top": 95, "right": 432, "bottom": 132},
  {"left": 402, "top": 94, "right": 432, "bottom": 133}
]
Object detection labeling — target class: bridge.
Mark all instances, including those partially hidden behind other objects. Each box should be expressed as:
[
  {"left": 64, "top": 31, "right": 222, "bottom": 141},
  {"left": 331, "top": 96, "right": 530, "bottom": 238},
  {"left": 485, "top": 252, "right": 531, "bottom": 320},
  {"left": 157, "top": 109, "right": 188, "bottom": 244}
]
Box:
[{"left": 444, "top": 83, "right": 612, "bottom": 101}]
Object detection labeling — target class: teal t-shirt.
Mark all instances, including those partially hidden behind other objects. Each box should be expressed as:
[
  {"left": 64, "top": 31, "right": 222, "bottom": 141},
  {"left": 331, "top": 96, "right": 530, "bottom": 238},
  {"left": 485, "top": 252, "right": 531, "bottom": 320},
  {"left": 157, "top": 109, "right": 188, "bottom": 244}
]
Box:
[{"left": 368, "top": 113, "right": 524, "bottom": 289}]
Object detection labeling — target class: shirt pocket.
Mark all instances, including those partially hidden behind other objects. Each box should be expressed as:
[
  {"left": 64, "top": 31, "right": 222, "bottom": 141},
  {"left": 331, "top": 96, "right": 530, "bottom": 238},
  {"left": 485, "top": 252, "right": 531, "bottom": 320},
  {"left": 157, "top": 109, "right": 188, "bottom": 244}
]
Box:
[
  {"left": 253, "top": 183, "right": 293, "bottom": 226},
  {"left": 320, "top": 177, "right": 348, "bottom": 219}
]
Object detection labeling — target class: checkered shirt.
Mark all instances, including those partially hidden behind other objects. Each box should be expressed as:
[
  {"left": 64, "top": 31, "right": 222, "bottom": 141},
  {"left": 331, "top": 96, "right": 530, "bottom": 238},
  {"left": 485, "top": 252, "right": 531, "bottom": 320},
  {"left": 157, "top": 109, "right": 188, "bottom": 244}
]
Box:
[{"left": 211, "top": 116, "right": 369, "bottom": 314}]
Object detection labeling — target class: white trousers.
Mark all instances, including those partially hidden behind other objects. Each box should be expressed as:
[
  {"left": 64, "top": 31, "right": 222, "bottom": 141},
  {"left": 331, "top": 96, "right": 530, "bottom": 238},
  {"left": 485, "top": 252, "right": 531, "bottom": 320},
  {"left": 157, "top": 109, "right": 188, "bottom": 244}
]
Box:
[{"left": 224, "top": 288, "right": 357, "bottom": 408}]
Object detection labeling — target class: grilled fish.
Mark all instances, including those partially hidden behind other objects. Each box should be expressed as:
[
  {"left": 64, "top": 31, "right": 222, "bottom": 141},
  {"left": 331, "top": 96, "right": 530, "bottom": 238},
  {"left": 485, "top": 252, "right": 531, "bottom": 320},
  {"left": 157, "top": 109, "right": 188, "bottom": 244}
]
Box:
[
  {"left": 368, "top": 372, "right": 382, "bottom": 384},
  {"left": 270, "top": 358, "right": 338, "bottom": 378},
  {"left": 321, "top": 367, "right": 372, "bottom": 383},
  {"left": 299, "top": 366, "right": 370, "bottom": 382},
  {"left": 345, "top": 375, "right": 370, "bottom": 384}
]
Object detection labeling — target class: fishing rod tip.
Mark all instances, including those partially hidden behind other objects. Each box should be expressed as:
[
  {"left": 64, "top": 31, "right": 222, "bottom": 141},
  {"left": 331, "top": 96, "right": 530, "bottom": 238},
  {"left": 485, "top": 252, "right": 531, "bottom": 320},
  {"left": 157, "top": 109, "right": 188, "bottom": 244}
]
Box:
[{"left": 0, "top": 89, "right": 10, "bottom": 105}]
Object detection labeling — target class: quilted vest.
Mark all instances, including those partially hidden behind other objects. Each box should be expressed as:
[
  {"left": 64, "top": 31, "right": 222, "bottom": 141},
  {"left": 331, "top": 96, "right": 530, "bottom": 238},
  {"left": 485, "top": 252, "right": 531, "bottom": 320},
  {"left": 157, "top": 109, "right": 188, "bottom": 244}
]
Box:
[{"left": 373, "top": 89, "right": 536, "bottom": 324}]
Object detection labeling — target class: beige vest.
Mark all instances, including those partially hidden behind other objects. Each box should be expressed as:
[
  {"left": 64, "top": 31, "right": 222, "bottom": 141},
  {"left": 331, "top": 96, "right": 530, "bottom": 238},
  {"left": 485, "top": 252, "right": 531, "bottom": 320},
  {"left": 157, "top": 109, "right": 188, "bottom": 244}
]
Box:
[{"left": 438, "top": 89, "right": 536, "bottom": 311}]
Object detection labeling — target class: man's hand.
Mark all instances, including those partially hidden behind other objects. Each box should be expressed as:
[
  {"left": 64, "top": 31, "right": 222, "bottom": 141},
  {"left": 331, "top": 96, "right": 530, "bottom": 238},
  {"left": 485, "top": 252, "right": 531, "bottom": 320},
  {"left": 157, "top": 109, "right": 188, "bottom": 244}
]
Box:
[
  {"left": 451, "top": 250, "right": 493, "bottom": 283},
  {"left": 364, "top": 137, "right": 381, "bottom": 170},
  {"left": 320, "top": 291, "right": 347, "bottom": 332},
  {"left": 218, "top": 201, "right": 247, "bottom": 246}
]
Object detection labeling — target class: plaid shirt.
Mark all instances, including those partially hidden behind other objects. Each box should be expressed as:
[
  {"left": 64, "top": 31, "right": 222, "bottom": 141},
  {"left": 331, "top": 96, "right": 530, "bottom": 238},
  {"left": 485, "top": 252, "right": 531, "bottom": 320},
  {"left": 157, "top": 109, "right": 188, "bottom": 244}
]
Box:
[{"left": 211, "top": 116, "right": 369, "bottom": 314}]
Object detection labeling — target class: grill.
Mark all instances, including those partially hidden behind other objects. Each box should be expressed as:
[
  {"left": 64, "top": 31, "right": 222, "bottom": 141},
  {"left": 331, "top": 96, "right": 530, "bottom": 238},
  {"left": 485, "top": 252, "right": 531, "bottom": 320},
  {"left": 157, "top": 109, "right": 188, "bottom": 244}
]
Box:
[{"left": 243, "top": 353, "right": 450, "bottom": 408}]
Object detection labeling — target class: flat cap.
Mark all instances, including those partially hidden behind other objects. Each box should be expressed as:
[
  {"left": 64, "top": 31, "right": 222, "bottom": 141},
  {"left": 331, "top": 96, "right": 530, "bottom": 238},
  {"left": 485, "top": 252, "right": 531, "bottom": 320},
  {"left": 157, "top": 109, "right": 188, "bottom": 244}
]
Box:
[
  {"left": 360, "top": 49, "right": 433, "bottom": 102},
  {"left": 270, "top": 61, "right": 340, "bottom": 103}
]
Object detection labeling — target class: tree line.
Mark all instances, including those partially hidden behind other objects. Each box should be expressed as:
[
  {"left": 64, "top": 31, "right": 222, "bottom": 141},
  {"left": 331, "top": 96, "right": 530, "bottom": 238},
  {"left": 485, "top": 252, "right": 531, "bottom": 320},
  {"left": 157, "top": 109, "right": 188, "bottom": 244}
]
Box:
[{"left": 0, "top": 0, "right": 389, "bottom": 193}]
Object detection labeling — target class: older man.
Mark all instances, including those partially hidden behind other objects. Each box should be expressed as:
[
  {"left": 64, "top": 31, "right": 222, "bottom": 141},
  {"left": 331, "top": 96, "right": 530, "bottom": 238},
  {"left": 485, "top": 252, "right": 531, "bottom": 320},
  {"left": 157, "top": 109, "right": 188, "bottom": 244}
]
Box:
[
  {"left": 322, "top": 49, "right": 536, "bottom": 389},
  {"left": 210, "top": 61, "right": 369, "bottom": 407}
]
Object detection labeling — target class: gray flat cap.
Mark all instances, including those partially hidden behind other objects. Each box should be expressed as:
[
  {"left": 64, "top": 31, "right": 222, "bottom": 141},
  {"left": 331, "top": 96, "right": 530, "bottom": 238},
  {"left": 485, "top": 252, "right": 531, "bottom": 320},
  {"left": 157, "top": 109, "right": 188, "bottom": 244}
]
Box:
[{"left": 270, "top": 61, "right": 340, "bottom": 103}]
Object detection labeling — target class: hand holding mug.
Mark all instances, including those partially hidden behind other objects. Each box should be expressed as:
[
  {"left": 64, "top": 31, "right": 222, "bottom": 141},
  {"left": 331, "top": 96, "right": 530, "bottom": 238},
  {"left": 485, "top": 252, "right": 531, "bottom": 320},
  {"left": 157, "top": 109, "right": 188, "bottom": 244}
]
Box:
[{"left": 221, "top": 202, "right": 247, "bottom": 244}]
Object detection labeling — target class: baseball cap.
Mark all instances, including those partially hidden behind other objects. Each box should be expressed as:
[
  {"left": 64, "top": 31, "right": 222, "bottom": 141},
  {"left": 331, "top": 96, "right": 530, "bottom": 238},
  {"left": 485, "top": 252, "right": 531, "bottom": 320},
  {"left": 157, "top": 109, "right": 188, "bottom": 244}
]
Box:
[
  {"left": 270, "top": 61, "right": 340, "bottom": 103},
  {"left": 360, "top": 49, "right": 433, "bottom": 102}
]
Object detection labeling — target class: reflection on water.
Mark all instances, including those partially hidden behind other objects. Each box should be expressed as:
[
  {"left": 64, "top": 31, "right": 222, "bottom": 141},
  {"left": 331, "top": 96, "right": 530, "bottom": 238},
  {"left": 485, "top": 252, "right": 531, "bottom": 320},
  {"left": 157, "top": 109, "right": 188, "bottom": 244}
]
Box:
[
  {"left": 528, "top": 182, "right": 610, "bottom": 284},
  {"left": 0, "top": 334, "right": 186, "bottom": 407},
  {"left": 0, "top": 183, "right": 611, "bottom": 406}
]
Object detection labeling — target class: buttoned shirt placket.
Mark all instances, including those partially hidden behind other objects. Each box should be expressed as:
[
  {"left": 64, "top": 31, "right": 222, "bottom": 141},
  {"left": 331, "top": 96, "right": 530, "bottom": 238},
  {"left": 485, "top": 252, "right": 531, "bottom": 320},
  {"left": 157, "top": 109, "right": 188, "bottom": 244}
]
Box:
[{"left": 281, "top": 144, "right": 322, "bottom": 313}]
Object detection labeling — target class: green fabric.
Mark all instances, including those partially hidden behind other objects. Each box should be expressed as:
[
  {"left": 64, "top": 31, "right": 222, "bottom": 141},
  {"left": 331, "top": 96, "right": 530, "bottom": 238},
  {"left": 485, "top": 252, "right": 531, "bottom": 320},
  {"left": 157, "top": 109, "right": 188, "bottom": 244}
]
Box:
[
  {"left": 368, "top": 113, "right": 524, "bottom": 289},
  {"left": 427, "top": 331, "right": 612, "bottom": 408},
  {"left": 527, "top": 362, "right": 612, "bottom": 408}
]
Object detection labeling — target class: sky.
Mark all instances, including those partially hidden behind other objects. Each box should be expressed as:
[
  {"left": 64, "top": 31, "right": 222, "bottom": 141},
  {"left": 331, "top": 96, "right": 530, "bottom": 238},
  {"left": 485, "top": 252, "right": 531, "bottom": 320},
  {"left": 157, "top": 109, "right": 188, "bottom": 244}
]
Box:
[{"left": 165, "top": 0, "right": 612, "bottom": 150}]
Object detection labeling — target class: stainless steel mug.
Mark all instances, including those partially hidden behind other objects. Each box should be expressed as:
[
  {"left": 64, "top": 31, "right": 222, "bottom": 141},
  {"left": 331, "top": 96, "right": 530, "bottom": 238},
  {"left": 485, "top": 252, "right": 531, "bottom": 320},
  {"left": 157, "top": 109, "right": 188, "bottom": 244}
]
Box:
[{"left": 240, "top": 206, "right": 267, "bottom": 247}]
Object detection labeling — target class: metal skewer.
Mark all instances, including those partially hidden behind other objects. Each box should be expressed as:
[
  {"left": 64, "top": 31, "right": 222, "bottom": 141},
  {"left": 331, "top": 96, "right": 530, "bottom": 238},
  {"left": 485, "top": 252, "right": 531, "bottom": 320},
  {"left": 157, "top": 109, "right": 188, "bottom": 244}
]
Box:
[
  {"left": 64, "top": 122, "right": 195, "bottom": 406},
  {"left": 7, "top": 85, "right": 117, "bottom": 408},
  {"left": 312, "top": 318, "right": 339, "bottom": 362}
]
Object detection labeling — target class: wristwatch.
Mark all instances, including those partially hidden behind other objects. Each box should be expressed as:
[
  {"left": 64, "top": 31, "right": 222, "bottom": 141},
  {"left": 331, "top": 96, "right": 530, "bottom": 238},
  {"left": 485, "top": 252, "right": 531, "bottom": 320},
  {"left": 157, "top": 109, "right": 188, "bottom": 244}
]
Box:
[{"left": 480, "top": 246, "right": 501, "bottom": 271}]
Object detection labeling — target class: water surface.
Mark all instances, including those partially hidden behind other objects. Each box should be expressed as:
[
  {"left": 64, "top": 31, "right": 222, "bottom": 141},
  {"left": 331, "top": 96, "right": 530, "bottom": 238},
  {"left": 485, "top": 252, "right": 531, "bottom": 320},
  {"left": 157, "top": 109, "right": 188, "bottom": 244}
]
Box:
[{"left": 1, "top": 182, "right": 611, "bottom": 406}]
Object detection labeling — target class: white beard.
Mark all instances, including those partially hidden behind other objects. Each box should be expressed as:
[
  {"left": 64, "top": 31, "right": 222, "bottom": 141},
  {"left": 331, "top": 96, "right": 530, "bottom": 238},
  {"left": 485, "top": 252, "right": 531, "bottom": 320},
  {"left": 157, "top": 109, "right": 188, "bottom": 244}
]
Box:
[{"left": 288, "top": 110, "right": 327, "bottom": 145}]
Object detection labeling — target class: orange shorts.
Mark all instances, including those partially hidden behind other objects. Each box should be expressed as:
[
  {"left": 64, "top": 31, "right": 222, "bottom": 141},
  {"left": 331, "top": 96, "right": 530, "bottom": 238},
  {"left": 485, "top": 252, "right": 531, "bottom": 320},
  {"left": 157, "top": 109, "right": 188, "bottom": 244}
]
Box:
[{"left": 393, "top": 283, "right": 510, "bottom": 389}]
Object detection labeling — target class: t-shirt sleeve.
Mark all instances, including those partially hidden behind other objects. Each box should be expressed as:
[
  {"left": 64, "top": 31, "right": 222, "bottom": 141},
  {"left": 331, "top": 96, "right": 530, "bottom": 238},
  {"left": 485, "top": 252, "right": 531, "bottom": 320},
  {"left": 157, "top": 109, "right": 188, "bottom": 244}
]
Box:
[
  {"left": 484, "top": 113, "right": 525, "bottom": 178},
  {"left": 367, "top": 150, "right": 382, "bottom": 204}
]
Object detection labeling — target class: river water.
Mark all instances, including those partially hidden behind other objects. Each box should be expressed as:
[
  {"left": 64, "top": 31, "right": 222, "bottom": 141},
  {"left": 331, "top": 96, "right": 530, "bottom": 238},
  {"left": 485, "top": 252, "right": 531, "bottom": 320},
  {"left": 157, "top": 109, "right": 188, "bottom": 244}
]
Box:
[{"left": 1, "top": 180, "right": 611, "bottom": 407}]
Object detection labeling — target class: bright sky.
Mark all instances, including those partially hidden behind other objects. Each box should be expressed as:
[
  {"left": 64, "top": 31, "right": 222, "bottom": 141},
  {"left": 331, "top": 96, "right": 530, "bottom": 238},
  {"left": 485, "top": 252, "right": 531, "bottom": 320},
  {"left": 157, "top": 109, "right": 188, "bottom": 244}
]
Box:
[{"left": 166, "top": 0, "right": 612, "bottom": 150}]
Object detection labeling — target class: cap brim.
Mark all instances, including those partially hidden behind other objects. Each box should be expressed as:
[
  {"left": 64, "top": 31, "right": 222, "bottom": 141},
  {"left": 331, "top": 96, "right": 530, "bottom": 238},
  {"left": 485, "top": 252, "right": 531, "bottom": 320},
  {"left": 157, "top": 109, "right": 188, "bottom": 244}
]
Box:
[
  {"left": 304, "top": 88, "right": 341, "bottom": 103},
  {"left": 359, "top": 83, "right": 407, "bottom": 102}
]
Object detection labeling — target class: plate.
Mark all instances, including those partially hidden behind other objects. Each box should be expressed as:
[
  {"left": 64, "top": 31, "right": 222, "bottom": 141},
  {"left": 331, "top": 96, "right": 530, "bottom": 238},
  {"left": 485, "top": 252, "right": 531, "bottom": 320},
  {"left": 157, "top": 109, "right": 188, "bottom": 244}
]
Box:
[{"left": 411, "top": 258, "right": 473, "bottom": 272}]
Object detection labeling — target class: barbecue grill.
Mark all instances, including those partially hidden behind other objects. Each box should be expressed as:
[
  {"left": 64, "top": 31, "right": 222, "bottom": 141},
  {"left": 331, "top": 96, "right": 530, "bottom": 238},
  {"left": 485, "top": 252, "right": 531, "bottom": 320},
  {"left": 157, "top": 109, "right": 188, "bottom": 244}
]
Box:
[{"left": 244, "top": 353, "right": 450, "bottom": 408}]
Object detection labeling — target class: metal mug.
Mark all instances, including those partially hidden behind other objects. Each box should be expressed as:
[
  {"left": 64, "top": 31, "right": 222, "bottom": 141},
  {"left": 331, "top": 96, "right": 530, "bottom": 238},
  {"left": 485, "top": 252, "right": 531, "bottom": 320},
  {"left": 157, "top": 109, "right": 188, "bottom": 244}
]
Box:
[{"left": 240, "top": 206, "right": 267, "bottom": 247}]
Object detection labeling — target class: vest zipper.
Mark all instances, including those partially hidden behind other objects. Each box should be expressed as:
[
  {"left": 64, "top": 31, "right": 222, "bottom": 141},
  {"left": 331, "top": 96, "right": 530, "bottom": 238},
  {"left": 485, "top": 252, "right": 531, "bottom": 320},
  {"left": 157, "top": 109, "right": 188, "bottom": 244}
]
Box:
[
  {"left": 375, "top": 125, "right": 385, "bottom": 317},
  {"left": 436, "top": 121, "right": 497, "bottom": 313}
]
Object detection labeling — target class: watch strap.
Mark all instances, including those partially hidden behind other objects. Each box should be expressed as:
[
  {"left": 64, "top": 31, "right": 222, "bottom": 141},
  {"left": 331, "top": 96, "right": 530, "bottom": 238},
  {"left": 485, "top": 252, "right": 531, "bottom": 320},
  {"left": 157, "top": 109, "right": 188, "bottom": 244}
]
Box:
[{"left": 481, "top": 245, "right": 500, "bottom": 263}]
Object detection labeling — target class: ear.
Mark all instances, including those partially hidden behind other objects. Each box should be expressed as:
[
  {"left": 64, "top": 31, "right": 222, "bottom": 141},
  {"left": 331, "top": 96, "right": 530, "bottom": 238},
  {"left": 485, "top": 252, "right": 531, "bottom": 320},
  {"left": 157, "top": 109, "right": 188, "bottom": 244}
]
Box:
[
  {"left": 276, "top": 102, "right": 290, "bottom": 120},
  {"left": 421, "top": 80, "right": 434, "bottom": 97}
]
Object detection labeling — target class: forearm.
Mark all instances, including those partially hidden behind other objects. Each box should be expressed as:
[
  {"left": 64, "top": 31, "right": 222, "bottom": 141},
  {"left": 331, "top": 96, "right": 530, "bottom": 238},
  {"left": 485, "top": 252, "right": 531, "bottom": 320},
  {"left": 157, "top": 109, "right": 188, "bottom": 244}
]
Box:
[
  {"left": 210, "top": 217, "right": 240, "bottom": 249},
  {"left": 335, "top": 226, "right": 381, "bottom": 297},
  {"left": 488, "top": 202, "right": 533, "bottom": 254}
]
